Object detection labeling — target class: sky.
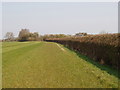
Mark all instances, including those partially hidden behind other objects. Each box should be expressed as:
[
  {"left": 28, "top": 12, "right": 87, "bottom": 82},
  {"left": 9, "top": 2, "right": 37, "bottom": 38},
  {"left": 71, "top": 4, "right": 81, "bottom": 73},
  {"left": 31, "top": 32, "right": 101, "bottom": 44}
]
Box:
[{"left": 1, "top": 2, "right": 118, "bottom": 38}]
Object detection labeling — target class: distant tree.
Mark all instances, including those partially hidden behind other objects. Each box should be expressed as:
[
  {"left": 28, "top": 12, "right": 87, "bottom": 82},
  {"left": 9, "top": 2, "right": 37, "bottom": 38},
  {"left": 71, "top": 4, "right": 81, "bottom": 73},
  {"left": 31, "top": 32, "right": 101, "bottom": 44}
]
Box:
[
  {"left": 33, "top": 32, "right": 39, "bottom": 40},
  {"left": 99, "top": 30, "right": 108, "bottom": 34},
  {"left": 59, "top": 34, "right": 67, "bottom": 38},
  {"left": 27, "top": 32, "right": 39, "bottom": 41},
  {"left": 4, "top": 32, "right": 14, "bottom": 41},
  {"left": 18, "top": 29, "right": 30, "bottom": 41},
  {"left": 75, "top": 32, "right": 87, "bottom": 37},
  {"left": 28, "top": 33, "right": 34, "bottom": 41},
  {"left": 42, "top": 34, "right": 49, "bottom": 40},
  {"left": 42, "top": 34, "right": 67, "bottom": 40}
]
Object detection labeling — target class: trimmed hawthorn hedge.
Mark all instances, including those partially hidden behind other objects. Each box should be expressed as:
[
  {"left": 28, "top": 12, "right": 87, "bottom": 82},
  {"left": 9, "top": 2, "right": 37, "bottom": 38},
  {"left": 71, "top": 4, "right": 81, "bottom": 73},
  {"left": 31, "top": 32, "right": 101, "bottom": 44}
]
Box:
[{"left": 46, "top": 33, "right": 120, "bottom": 69}]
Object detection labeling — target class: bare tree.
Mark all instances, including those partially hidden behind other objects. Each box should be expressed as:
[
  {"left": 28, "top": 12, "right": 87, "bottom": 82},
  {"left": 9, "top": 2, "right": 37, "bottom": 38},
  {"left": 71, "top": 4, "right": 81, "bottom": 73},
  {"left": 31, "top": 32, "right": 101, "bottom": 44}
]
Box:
[
  {"left": 4, "top": 32, "right": 14, "bottom": 41},
  {"left": 18, "top": 29, "right": 30, "bottom": 41}
]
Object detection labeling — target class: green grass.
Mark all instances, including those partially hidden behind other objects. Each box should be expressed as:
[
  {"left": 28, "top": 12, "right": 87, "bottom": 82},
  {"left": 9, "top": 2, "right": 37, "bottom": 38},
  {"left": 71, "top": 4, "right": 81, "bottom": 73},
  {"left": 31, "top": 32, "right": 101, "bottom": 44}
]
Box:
[{"left": 2, "top": 42, "right": 119, "bottom": 88}]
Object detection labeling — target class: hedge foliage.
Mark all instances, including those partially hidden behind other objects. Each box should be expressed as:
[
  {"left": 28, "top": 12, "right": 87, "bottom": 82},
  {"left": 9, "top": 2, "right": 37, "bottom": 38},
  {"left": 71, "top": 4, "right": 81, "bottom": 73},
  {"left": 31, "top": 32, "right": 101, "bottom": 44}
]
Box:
[{"left": 46, "top": 33, "right": 120, "bottom": 69}]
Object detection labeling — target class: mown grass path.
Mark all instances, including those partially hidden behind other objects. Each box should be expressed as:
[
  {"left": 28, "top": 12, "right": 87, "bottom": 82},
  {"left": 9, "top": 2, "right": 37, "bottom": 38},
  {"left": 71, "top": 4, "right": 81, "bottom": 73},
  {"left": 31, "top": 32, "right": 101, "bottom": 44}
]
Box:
[{"left": 2, "top": 42, "right": 118, "bottom": 88}]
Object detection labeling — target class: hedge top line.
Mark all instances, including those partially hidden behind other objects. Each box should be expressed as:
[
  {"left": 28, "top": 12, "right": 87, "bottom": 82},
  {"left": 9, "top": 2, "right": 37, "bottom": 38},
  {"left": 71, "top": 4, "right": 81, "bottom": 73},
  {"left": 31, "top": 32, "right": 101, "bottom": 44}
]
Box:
[{"left": 46, "top": 33, "right": 120, "bottom": 47}]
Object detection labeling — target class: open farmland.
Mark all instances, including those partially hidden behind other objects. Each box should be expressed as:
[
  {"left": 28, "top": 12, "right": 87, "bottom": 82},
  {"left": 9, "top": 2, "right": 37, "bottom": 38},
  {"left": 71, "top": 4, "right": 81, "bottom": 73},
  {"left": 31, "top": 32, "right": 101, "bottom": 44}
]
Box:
[{"left": 2, "top": 42, "right": 119, "bottom": 88}]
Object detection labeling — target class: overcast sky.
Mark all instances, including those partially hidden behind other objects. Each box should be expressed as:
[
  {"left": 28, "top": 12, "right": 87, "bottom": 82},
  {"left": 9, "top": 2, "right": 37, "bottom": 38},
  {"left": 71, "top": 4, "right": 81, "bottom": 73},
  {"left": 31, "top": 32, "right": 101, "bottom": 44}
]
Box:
[{"left": 2, "top": 2, "right": 118, "bottom": 38}]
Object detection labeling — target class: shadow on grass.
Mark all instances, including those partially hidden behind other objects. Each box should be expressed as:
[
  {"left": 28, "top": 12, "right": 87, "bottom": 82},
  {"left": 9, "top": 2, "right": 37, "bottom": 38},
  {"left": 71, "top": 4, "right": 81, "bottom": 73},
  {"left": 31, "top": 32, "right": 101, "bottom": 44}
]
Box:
[{"left": 65, "top": 46, "right": 119, "bottom": 79}]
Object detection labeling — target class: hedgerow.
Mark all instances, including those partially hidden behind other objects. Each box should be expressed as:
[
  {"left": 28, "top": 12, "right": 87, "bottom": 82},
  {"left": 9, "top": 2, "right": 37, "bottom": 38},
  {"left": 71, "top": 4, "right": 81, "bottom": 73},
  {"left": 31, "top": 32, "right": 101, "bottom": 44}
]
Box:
[{"left": 46, "top": 33, "right": 120, "bottom": 69}]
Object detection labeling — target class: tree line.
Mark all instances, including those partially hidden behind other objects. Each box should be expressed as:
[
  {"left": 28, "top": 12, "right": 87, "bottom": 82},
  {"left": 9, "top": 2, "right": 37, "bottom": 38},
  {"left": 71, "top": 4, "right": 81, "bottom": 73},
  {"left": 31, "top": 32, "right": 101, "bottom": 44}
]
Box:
[
  {"left": 3, "top": 29, "right": 88, "bottom": 42},
  {"left": 3, "top": 29, "right": 68, "bottom": 42}
]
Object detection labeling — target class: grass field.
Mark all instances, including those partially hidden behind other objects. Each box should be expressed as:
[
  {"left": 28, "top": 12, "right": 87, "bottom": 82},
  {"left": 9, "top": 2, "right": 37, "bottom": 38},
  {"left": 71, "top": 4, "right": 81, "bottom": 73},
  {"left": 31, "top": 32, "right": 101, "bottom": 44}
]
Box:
[{"left": 2, "top": 42, "right": 119, "bottom": 88}]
